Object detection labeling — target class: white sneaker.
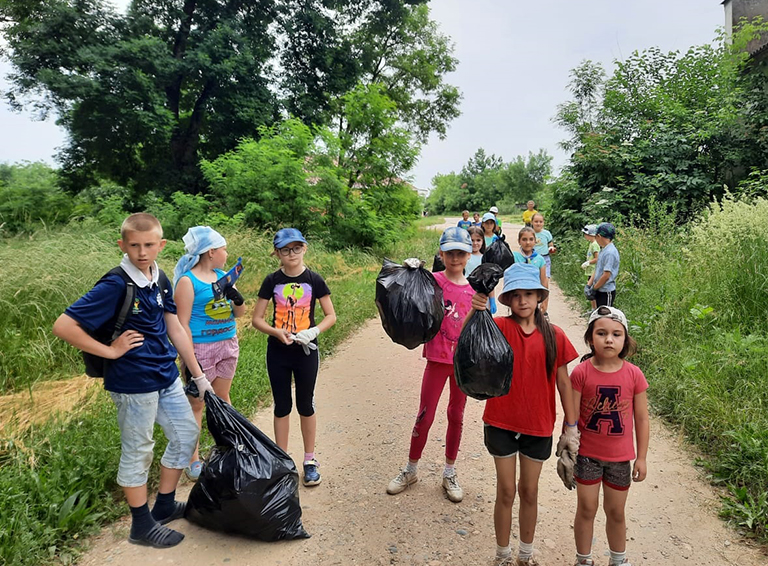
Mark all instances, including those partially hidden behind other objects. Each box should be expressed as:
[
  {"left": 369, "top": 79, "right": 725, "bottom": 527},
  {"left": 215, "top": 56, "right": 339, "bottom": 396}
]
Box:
[
  {"left": 442, "top": 473, "right": 463, "bottom": 502},
  {"left": 387, "top": 469, "right": 418, "bottom": 494},
  {"left": 493, "top": 556, "right": 515, "bottom": 566}
]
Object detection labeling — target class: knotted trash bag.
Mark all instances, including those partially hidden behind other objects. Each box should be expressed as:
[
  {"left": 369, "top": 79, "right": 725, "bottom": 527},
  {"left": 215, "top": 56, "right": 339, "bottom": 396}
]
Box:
[
  {"left": 453, "top": 264, "right": 514, "bottom": 400},
  {"left": 375, "top": 258, "right": 444, "bottom": 350},
  {"left": 185, "top": 389, "right": 310, "bottom": 541},
  {"left": 482, "top": 234, "right": 514, "bottom": 270}
]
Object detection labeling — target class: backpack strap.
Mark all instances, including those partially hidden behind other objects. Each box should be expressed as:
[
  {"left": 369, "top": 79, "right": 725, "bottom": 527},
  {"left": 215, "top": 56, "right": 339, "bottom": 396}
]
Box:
[{"left": 106, "top": 267, "right": 136, "bottom": 342}]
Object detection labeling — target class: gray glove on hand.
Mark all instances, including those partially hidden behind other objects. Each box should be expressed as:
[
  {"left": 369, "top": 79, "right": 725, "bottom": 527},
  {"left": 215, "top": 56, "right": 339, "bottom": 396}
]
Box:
[
  {"left": 555, "top": 427, "right": 580, "bottom": 490},
  {"left": 294, "top": 327, "right": 320, "bottom": 355},
  {"left": 191, "top": 373, "right": 213, "bottom": 399},
  {"left": 581, "top": 261, "right": 590, "bottom": 270},
  {"left": 403, "top": 257, "right": 424, "bottom": 269}
]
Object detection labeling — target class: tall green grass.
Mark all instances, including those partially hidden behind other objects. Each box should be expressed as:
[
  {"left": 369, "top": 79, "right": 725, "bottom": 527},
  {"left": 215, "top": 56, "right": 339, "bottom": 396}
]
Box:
[
  {"left": 553, "top": 197, "right": 768, "bottom": 540},
  {"left": 0, "top": 220, "right": 440, "bottom": 566}
]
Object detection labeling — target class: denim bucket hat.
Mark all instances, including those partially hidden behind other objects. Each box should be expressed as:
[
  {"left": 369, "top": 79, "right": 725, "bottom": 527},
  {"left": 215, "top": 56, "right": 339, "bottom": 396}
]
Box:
[
  {"left": 274, "top": 227, "right": 308, "bottom": 248},
  {"left": 499, "top": 263, "right": 549, "bottom": 305},
  {"left": 481, "top": 212, "right": 497, "bottom": 224},
  {"left": 439, "top": 226, "right": 472, "bottom": 253}
]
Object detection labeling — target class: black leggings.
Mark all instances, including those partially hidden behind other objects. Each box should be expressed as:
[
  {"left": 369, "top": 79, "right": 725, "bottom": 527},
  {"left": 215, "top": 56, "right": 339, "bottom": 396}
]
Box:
[{"left": 266, "top": 342, "right": 319, "bottom": 418}]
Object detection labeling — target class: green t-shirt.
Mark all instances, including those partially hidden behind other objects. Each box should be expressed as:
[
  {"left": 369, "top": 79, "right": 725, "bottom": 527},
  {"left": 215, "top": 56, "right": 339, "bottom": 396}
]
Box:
[{"left": 584, "top": 240, "right": 600, "bottom": 276}]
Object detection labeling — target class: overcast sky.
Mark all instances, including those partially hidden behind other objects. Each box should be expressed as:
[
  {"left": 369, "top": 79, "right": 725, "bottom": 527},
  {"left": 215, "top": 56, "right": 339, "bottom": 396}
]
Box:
[{"left": 0, "top": 0, "right": 725, "bottom": 189}]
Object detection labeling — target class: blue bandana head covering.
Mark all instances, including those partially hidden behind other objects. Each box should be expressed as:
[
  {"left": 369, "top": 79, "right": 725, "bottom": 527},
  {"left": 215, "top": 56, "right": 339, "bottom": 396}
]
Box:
[{"left": 173, "top": 226, "right": 227, "bottom": 284}]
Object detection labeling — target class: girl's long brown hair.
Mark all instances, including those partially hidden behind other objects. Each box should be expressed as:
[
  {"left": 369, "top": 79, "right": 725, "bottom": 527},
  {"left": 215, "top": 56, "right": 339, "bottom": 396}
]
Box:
[
  {"left": 534, "top": 298, "right": 558, "bottom": 379},
  {"left": 467, "top": 226, "right": 486, "bottom": 254}
]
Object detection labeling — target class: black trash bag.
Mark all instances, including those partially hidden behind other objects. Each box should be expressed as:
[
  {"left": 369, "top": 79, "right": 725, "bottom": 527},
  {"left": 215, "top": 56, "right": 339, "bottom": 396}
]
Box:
[
  {"left": 482, "top": 234, "right": 514, "bottom": 270},
  {"left": 185, "top": 391, "right": 310, "bottom": 541},
  {"left": 432, "top": 252, "right": 445, "bottom": 273},
  {"left": 467, "top": 263, "right": 504, "bottom": 295},
  {"left": 375, "top": 258, "right": 444, "bottom": 350},
  {"left": 454, "top": 263, "right": 514, "bottom": 400}
]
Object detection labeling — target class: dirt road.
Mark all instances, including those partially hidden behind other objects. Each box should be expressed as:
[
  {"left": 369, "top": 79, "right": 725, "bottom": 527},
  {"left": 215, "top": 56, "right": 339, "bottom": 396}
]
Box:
[{"left": 78, "top": 219, "right": 766, "bottom": 566}]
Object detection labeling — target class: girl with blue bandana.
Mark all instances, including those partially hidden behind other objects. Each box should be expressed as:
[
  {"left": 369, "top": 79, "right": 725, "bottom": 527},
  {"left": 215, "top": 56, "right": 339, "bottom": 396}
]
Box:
[{"left": 174, "top": 226, "right": 246, "bottom": 480}]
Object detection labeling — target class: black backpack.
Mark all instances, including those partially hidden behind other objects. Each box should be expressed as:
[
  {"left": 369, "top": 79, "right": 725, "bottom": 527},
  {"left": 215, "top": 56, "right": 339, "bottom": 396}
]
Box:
[{"left": 83, "top": 267, "right": 170, "bottom": 378}]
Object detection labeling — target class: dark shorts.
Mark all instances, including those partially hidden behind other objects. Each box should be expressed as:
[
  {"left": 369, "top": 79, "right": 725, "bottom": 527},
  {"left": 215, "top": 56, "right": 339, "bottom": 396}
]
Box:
[
  {"left": 574, "top": 455, "right": 631, "bottom": 490},
  {"left": 595, "top": 290, "right": 615, "bottom": 307},
  {"left": 484, "top": 424, "right": 553, "bottom": 461}
]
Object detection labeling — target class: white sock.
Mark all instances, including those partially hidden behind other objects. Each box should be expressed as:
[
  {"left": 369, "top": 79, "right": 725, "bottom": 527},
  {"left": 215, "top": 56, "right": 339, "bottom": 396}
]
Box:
[
  {"left": 518, "top": 540, "right": 534, "bottom": 559},
  {"left": 576, "top": 551, "right": 593, "bottom": 564},
  {"left": 405, "top": 461, "right": 418, "bottom": 475},
  {"left": 609, "top": 549, "right": 626, "bottom": 565},
  {"left": 443, "top": 463, "right": 455, "bottom": 477},
  {"left": 496, "top": 544, "right": 512, "bottom": 559}
]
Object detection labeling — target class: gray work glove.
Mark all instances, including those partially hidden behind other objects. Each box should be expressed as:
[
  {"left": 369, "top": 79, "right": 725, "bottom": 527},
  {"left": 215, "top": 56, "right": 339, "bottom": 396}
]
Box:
[
  {"left": 190, "top": 373, "right": 213, "bottom": 399},
  {"left": 555, "top": 427, "right": 580, "bottom": 490}
]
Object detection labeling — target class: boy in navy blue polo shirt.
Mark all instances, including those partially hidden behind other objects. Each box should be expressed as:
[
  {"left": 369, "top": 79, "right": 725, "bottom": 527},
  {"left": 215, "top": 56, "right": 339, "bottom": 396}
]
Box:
[{"left": 53, "top": 213, "right": 212, "bottom": 549}]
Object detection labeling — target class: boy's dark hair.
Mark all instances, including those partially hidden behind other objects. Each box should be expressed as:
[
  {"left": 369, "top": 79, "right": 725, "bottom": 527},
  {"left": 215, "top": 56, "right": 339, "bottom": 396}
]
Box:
[
  {"left": 466, "top": 226, "right": 486, "bottom": 254},
  {"left": 581, "top": 314, "right": 637, "bottom": 362}
]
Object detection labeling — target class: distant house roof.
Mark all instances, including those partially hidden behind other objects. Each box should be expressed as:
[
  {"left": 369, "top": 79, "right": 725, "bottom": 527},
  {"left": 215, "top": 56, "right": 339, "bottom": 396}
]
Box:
[{"left": 723, "top": 0, "right": 768, "bottom": 57}]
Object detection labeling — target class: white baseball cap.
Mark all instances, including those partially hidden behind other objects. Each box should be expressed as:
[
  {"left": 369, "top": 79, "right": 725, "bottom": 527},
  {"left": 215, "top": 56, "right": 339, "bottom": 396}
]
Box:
[
  {"left": 588, "top": 306, "right": 628, "bottom": 332},
  {"left": 489, "top": 206, "right": 499, "bottom": 214}
]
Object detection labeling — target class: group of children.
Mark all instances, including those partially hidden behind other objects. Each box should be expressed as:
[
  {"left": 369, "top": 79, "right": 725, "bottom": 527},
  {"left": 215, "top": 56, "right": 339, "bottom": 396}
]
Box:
[
  {"left": 52, "top": 210, "right": 640, "bottom": 564},
  {"left": 388, "top": 223, "right": 647, "bottom": 566},
  {"left": 53, "top": 214, "right": 334, "bottom": 549}
]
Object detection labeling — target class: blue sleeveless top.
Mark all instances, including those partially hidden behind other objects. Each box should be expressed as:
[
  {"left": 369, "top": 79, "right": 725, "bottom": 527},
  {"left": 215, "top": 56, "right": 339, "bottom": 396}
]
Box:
[{"left": 180, "top": 270, "right": 237, "bottom": 343}]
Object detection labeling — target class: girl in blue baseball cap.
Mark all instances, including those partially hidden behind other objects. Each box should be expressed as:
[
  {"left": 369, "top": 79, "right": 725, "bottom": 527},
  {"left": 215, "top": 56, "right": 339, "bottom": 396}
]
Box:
[
  {"left": 252, "top": 228, "right": 337, "bottom": 487},
  {"left": 470, "top": 263, "right": 580, "bottom": 566}
]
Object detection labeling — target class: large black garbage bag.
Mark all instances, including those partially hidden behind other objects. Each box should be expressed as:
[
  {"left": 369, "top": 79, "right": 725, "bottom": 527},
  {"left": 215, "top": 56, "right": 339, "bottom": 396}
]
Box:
[
  {"left": 375, "top": 258, "right": 444, "bottom": 349},
  {"left": 482, "top": 234, "right": 514, "bottom": 270},
  {"left": 185, "top": 391, "right": 310, "bottom": 541},
  {"left": 454, "top": 264, "right": 514, "bottom": 400}
]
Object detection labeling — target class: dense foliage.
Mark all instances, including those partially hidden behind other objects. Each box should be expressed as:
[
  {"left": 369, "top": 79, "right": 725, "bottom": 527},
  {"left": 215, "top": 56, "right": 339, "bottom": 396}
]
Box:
[
  {"left": 426, "top": 148, "right": 552, "bottom": 213},
  {"left": 549, "top": 22, "right": 768, "bottom": 233},
  {"left": 0, "top": 0, "right": 459, "bottom": 196}
]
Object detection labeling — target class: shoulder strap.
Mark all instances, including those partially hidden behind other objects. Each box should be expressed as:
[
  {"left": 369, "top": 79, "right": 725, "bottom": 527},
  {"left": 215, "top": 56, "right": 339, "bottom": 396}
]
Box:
[
  {"left": 107, "top": 267, "right": 135, "bottom": 341},
  {"left": 158, "top": 269, "right": 170, "bottom": 294}
]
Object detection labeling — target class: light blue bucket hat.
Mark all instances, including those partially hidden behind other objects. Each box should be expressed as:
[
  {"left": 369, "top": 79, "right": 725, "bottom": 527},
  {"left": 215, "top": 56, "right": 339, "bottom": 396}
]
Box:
[
  {"left": 499, "top": 263, "right": 549, "bottom": 305},
  {"left": 481, "top": 212, "right": 497, "bottom": 224}
]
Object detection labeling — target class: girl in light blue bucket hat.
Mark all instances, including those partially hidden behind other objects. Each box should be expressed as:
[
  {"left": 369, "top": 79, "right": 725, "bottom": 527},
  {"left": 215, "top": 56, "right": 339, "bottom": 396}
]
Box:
[{"left": 470, "top": 262, "right": 581, "bottom": 566}]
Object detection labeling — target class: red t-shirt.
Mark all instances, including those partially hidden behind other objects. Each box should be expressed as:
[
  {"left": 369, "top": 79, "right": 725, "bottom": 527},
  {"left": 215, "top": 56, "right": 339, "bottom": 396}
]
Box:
[
  {"left": 422, "top": 271, "right": 474, "bottom": 364},
  {"left": 483, "top": 318, "right": 578, "bottom": 437},
  {"left": 570, "top": 359, "right": 648, "bottom": 462}
]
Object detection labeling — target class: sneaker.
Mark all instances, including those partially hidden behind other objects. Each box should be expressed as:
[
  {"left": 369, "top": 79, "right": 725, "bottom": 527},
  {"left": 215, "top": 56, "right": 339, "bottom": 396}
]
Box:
[
  {"left": 608, "top": 562, "right": 631, "bottom": 566},
  {"left": 574, "top": 560, "right": 594, "bottom": 566},
  {"left": 184, "top": 461, "right": 202, "bottom": 481},
  {"left": 303, "top": 459, "right": 322, "bottom": 486},
  {"left": 442, "top": 473, "right": 464, "bottom": 502},
  {"left": 516, "top": 557, "right": 541, "bottom": 566},
  {"left": 386, "top": 469, "right": 418, "bottom": 494},
  {"left": 493, "top": 557, "right": 515, "bottom": 566}
]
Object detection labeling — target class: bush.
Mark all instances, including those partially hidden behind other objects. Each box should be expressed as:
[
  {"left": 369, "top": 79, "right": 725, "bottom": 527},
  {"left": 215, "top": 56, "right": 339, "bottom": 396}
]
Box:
[{"left": 0, "top": 163, "right": 72, "bottom": 233}]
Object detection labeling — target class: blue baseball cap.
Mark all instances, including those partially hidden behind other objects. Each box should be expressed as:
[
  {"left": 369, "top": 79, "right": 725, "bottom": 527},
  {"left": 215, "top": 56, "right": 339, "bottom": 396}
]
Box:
[
  {"left": 481, "top": 212, "right": 497, "bottom": 224},
  {"left": 439, "top": 226, "right": 472, "bottom": 253},
  {"left": 273, "top": 227, "right": 308, "bottom": 248},
  {"left": 499, "top": 263, "right": 549, "bottom": 305},
  {"left": 596, "top": 222, "right": 616, "bottom": 239}
]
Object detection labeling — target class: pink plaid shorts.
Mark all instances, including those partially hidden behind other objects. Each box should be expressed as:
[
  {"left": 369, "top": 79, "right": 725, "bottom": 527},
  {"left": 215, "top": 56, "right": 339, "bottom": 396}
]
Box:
[{"left": 193, "top": 337, "right": 240, "bottom": 380}]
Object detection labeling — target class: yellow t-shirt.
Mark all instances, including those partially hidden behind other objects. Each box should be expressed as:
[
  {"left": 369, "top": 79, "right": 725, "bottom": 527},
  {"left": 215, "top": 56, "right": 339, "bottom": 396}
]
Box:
[{"left": 522, "top": 209, "right": 537, "bottom": 225}]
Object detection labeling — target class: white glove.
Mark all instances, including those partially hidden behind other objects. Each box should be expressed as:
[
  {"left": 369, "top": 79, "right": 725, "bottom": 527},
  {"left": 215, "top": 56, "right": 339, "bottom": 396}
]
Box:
[
  {"left": 556, "top": 425, "right": 581, "bottom": 455},
  {"left": 403, "top": 257, "right": 423, "bottom": 269},
  {"left": 191, "top": 373, "right": 214, "bottom": 399},
  {"left": 294, "top": 327, "right": 320, "bottom": 355},
  {"left": 581, "top": 261, "right": 590, "bottom": 270}
]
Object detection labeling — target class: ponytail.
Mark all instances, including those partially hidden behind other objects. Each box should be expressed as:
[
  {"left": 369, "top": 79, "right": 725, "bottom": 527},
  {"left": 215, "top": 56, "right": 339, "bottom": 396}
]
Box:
[{"left": 534, "top": 304, "right": 558, "bottom": 379}]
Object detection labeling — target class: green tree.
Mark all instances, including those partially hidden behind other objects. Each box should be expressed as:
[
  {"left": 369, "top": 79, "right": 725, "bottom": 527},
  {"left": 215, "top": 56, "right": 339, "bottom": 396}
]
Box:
[{"left": 0, "top": 161, "right": 72, "bottom": 232}]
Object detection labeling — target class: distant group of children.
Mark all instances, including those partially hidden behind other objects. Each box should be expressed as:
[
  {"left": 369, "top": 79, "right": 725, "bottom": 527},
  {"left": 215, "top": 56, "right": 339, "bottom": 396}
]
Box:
[
  {"left": 387, "top": 215, "right": 642, "bottom": 566},
  {"left": 52, "top": 208, "right": 637, "bottom": 565}
]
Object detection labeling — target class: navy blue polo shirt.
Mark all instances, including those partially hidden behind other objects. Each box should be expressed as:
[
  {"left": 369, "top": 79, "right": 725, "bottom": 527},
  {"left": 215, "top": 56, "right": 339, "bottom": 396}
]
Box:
[{"left": 65, "top": 271, "right": 179, "bottom": 393}]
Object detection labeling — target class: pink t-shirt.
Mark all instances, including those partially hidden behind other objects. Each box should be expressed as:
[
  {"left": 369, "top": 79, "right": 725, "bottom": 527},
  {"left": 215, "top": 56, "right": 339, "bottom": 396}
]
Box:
[
  {"left": 422, "top": 271, "right": 474, "bottom": 364},
  {"left": 570, "top": 359, "right": 649, "bottom": 462}
]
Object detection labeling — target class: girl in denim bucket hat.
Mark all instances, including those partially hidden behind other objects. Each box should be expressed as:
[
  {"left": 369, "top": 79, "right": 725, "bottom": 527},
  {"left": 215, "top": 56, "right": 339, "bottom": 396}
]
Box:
[
  {"left": 470, "top": 263, "right": 580, "bottom": 566},
  {"left": 252, "top": 228, "right": 337, "bottom": 487},
  {"left": 387, "top": 227, "right": 478, "bottom": 504}
]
